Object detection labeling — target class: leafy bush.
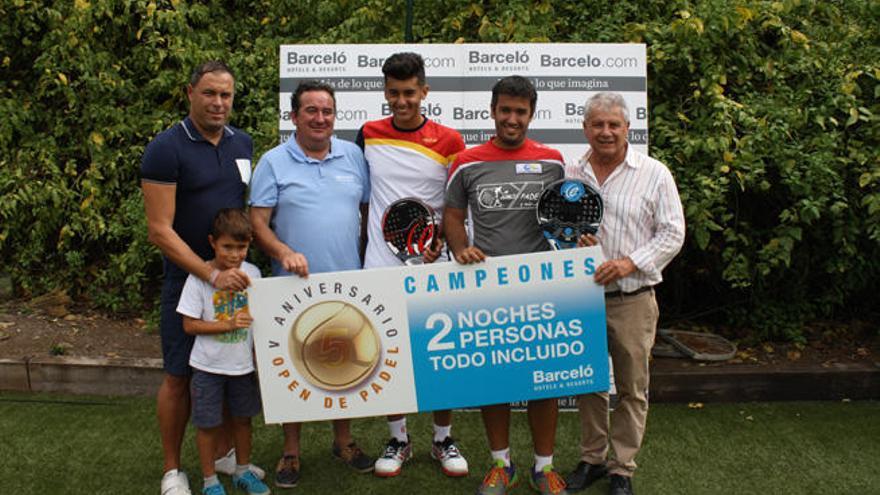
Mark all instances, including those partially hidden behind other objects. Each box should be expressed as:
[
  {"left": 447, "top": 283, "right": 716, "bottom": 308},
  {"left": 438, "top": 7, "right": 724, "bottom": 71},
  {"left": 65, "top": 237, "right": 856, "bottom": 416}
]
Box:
[{"left": 1, "top": 0, "right": 877, "bottom": 340}]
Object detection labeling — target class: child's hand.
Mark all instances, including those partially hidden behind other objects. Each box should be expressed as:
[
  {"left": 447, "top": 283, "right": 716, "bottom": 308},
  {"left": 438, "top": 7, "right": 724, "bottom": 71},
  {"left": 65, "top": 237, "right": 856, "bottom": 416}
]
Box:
[{"left": 228, "top": 310, "right": 254, "bottom": 330}]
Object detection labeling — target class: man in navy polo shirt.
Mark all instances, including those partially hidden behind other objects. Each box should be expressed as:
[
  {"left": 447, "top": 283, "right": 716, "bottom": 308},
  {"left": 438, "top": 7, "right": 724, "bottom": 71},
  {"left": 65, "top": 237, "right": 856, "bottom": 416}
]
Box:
[{"left": 142, "top": 61, "right": 260, "bottom": 495}]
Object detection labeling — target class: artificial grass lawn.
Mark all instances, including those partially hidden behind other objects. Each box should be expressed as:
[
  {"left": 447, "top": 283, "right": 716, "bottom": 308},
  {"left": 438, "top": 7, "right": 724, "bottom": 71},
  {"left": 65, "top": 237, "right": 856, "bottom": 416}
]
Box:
[{"left": 1, "top": 394, "right": 877, "bottom": 494}]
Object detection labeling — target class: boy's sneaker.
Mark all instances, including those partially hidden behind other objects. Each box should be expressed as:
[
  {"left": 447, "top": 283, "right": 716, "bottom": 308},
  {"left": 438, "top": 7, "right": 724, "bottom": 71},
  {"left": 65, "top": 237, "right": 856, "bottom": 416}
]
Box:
[
  {"left": 374, "top": 437, "right": 413, "bottom": 477},
  {"left": 202, "top": 485, "right": 227, "bottom": 495},
  {"left": 232, "top": 470, "right": 270, "bottom": 495},
  {"left": 431, "top": 436, "right": 468, "bottom": 477},
  {"left": 529, "top": 465, "right": 569, "bottom": 495},
  {"left": 274, "top": 455, "right": 300, "bottom": 488},
  {"left": 161, "top": 470, "right": 192, "bottom": 495},
  {"left": 478, "top": 459, "right": 518, "bottom": 495},
  {"left": 332, "top": 441, "right": 375, "bottom": 473},
  {"left": 215, "top": 449, "right": 266, "bottom": 480}
]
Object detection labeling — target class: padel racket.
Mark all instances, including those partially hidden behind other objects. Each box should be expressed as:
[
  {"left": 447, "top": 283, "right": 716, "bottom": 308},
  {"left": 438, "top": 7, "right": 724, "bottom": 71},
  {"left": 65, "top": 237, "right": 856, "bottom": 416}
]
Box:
[
  {"left": 537, "top": 178, "right": 603, "bottom": 250},
  {"left": 381, "top": 198, "right": 437, "bottom": 265}
]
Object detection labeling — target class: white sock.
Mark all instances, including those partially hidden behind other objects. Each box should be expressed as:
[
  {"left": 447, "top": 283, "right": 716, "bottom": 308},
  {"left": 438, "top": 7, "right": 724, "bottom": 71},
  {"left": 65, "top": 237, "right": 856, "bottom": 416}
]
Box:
[
  {"left": 163, "top": 469, "right": 179, "bottom": 480},
  {"left": 491, "top": 448, "right": 511, "bottom": 467},
  {"left": 433, "top": 423, "right": 451, "bottom": 443},
  {"left": 203, "top": 475, "right": 219, "bottom": 487},
  {"left": 220, "top": 448, "right": 235, "bottom": 459},
  {"left": 534, "top": 454, "right": 553, "bottom": 473},
  {"left": 234, "top": 464, "right": 249, "bottom": 477},
  {"left": 388, "top": 418, "right": 408, "bottom": 443}
]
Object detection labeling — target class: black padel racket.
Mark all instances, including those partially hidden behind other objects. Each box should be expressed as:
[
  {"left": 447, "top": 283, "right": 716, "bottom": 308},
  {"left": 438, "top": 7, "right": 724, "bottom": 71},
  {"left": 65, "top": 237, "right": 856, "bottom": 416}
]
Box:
[
  {"left": 382, "top": 198, "right": 437, "bottom": 265},
  {"left": 537, "top": 178, "right": 603, "bottom": 250}
]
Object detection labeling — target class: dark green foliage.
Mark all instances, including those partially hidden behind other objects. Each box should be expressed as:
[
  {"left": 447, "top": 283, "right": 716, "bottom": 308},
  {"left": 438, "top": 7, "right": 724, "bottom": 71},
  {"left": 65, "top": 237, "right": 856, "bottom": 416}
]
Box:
[{"left": 1, "top": 1, "right": 877, "bottom": 339}]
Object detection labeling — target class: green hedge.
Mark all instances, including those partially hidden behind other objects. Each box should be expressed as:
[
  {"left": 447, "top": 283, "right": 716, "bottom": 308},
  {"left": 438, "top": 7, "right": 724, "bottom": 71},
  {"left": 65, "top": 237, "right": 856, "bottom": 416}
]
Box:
[{"left": 1, "top": 0, "right": 877, "bottom": 340}]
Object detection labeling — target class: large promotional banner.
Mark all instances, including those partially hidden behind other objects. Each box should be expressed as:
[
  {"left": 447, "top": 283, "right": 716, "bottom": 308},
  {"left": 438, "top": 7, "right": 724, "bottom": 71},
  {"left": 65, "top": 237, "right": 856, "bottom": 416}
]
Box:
[
  {"left": 249, "top": 247, "right": 609, "bottom": 423},
  {"left": 279, "top": 43, "right": 647, "bottom": 164}
]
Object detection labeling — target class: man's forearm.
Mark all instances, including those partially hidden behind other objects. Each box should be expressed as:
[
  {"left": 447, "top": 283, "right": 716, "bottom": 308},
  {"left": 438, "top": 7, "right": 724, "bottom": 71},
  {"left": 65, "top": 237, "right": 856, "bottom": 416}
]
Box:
[
  {"left": 148, "top": 225, "right": 213, "bottom": 282},
  {"left": 443, "top": 207, "right": 469, "bottom": 256},
  {"left": 143, "top": 181, "right": 213, "bottom": 282},
  {"left": 254, "top": 224, "right": 295, "bottom": 261},
  {"left": 250, "top": 207, "right": 296, "bottom": 262}
]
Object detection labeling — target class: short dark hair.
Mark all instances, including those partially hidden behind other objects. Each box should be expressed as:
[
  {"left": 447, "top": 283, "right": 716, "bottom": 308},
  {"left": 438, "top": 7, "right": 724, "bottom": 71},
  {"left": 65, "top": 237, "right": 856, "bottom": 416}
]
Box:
[
  {"left": 291, "top": 80, "right": 336, "bottom": 115},
  {"left": 211, "top": 208, "right": 252, "bottom": 242},
  {"left": 382, "top": 52, "right": 426, "bottom": 85},
  {"left": 491, "top": 76, "right": 537, "bottom": 117},
  {"left": 189, "top": 60, "right": 234, "bottom": 87}
]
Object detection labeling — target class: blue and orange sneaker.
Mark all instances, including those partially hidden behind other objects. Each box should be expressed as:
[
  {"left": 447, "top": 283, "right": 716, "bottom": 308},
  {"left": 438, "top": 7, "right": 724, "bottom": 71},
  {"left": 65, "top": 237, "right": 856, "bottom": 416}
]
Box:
[
  {"left": 478, "top": 459, "right": 518, "bottom": 495},
  {"left": 529, "top": 465, "right": 569, "bottom": 495}
]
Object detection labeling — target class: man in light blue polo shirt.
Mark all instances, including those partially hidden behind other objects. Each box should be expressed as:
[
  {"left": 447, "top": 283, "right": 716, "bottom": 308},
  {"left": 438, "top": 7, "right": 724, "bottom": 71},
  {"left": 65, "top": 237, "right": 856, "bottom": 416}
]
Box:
[{"left": 249, "top": 80, "right": 373, "bottom": 488}]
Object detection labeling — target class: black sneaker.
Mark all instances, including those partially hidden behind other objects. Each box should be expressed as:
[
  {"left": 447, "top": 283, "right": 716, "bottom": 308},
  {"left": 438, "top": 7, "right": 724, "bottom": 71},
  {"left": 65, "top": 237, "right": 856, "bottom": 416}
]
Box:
[
  {"left": 564, "top": 461, "right": 608, "bottom": 491},
  {"left": 274, "top": 454, "right": 300, "bottom": 488},
  {"left": 609, "top": 474, "right": 634, "bottom": 495},
  {"left": 332, "top": 441, "right": 375, "bottom": 473}
]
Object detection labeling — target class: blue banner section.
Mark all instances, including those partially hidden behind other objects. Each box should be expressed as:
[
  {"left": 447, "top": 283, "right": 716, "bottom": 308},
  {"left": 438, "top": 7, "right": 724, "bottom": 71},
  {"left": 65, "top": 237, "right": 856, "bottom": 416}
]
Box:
[{"left": 403, "top": 248, "right": 609, "bottom": 411}]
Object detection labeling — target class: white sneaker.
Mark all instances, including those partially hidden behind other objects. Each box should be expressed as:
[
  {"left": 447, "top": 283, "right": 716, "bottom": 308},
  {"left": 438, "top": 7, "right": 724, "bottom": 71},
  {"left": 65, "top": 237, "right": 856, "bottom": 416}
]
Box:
[
  {"left": 431, "top": 436, "right": 469, "bottom": 477},
  {"left": 374, "top": 437, "right": 412, "bottom": 477},
  {"left": 214, "top": 449, "right": 266, "bottom": 480},
  {"left": 160, "top": 470, "right": 192, "bottom": 495}
]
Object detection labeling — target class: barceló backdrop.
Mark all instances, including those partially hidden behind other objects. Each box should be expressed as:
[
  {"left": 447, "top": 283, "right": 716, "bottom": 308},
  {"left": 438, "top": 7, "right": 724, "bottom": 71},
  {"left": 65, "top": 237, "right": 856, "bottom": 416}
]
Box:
[{"left": 277, "top": 43, "right": 647, "bottom": 164}]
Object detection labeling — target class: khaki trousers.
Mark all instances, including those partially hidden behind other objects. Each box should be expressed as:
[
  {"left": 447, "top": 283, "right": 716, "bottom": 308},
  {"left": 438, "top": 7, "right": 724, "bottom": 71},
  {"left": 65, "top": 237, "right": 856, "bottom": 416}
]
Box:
[{"left": 577, "top": 289, "right": 658, "bottom": 476}]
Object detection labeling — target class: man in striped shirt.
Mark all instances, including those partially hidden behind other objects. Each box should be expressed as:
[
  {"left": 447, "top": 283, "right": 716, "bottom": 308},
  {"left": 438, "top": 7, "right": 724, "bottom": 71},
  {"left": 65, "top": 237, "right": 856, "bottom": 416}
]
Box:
[{"left": 564, "top": 92, "right": 685, "bottom": 495}]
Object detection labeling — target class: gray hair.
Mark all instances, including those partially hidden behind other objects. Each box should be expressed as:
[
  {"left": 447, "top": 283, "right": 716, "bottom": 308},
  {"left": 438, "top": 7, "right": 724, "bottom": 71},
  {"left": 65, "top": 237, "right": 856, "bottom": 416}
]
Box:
[{"left": 584, "top": 92, "right": 630, "bottom": 124}]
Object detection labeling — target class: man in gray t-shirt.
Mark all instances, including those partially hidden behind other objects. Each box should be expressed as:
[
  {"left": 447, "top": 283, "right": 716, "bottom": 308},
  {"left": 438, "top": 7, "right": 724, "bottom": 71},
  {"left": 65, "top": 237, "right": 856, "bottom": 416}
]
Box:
[
  {"left": 444, "top": 76, "right": 568, "bottom": 495},
  {"left": 445, "top": 137, "right": 564, "bottom": 256}
]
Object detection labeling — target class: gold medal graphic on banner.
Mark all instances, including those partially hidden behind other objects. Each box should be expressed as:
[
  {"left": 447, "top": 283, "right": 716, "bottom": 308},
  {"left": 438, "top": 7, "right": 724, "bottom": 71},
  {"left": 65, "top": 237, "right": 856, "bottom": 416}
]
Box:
[{"left": 289, "top": 301, "right": 380, "bottom": 391}]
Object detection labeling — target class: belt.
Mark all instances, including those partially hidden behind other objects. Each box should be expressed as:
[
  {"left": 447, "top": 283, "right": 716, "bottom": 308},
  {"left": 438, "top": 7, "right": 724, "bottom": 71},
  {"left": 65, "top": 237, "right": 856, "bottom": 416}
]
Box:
[{"left": 604, "top": 285, "right": 653, "bottom": 298}]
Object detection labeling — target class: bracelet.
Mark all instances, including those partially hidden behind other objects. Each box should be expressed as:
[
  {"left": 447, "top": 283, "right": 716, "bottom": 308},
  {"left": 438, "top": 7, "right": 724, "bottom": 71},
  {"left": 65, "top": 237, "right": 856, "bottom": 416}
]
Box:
[{"left": 209, "top": 268, "right": 220, "bottom": 287}]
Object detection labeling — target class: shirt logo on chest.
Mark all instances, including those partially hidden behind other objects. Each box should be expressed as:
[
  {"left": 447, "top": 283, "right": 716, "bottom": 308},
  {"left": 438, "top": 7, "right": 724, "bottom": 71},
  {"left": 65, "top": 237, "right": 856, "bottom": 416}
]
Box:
[
  {"left": 476, "top": 181, "right": 543, "bottom": 210},
  {"left": 332, "top": 174, "right": 356, "bottom": 183},
  {"left": 515, "top": 162, "right": 543, "bottom": 174}
]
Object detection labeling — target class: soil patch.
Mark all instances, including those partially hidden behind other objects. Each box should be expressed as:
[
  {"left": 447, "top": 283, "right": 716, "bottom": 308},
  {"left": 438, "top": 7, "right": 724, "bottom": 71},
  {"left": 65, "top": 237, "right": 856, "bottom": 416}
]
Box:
[
  {"left": 0, "top": 297, "right": 160, "bottom": 360},
  {"left": 0, "top": 297, "right": 877, "bottom": 371},
  {"left": 652, "top": 320, "right": 879, "bottom": 373}
]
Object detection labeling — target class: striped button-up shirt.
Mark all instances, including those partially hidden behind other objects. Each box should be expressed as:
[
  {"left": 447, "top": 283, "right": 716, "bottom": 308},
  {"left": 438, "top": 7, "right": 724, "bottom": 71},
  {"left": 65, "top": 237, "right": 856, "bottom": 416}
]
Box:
[{"left": 565, "top": 144, "right": 685, "bottom": 293}]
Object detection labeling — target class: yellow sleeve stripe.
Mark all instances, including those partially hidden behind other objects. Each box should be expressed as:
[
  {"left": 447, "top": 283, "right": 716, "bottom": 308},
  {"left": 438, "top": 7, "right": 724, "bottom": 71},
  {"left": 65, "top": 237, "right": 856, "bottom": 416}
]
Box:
[{"left": 365, "top": 138, "right": 451, "bottom": 167}]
